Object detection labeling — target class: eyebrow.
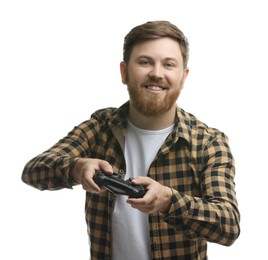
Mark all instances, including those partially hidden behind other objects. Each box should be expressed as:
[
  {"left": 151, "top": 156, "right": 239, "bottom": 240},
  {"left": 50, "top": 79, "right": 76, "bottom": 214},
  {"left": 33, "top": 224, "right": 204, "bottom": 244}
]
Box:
[{"left": 137, "top": 55, "right": 179, "bottom": 63}]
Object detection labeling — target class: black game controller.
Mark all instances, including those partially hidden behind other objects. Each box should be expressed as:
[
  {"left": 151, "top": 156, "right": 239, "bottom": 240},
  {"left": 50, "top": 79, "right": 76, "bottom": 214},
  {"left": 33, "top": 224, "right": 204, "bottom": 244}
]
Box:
[{"left": 93, "top": 171, "right": 146, "bottom": 198}]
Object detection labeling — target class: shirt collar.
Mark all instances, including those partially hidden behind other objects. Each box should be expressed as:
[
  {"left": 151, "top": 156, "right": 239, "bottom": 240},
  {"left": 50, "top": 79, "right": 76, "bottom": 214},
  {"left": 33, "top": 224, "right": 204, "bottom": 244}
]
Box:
[
  {"left": 174, "top": 106, "right": 192, "bottom": 145},
  {"left": 108, "top": 101, "right": 192, "bottom": 145}
]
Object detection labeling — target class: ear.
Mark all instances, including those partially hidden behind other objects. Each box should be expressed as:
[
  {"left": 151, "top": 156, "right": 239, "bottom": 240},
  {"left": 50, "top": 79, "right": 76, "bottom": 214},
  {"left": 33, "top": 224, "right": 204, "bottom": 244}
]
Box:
[
  {"left": 120, "top": 61, "right": 127, "bottom": 84},
  {"left": 181, "top": 67, "right": 189, "bottom": 89}
]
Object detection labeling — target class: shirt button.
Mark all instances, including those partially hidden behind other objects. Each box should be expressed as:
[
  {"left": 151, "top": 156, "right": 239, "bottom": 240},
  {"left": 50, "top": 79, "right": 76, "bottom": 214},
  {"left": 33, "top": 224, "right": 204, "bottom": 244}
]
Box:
[
  {"left": 109, "top": 194, "right": 115, "bottom": 201},
  {"left": 167, "top": 217, "right": 175, "bottom": 225}
]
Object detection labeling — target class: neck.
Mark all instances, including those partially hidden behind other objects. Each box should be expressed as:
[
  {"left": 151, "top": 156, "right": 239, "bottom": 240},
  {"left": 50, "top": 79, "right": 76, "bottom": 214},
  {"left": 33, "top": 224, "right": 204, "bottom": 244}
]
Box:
[{"left": 128, "top": 104, "right": 176, "bottom": 130}]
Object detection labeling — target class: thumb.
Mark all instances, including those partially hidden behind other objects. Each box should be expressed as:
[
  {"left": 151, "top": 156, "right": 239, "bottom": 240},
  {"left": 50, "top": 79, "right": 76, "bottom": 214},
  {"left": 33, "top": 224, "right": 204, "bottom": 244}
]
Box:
[
  {"left": 131, "top": 176, "right": 152, "bottom": 186},
  {"left": 98, "top": 160, "right": 113, "bottom": 174}
]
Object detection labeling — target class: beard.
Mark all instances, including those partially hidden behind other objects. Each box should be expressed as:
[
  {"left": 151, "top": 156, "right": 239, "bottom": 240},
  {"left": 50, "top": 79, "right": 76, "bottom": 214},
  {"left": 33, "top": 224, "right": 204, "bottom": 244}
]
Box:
[{"left": 127, "top": 82, "right": 181, "bottom": 117}]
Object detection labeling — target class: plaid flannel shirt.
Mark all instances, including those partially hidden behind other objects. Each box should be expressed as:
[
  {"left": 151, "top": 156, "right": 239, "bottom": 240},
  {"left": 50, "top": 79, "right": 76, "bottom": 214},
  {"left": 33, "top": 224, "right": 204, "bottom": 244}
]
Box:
[{"left": 22, "top": 102, "right": 240, "bottom": 260}]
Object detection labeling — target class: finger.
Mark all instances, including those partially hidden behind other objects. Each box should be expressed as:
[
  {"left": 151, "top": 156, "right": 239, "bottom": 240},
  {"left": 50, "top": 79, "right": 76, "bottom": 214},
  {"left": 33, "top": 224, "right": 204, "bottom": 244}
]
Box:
[
  {"left": 81, "top": 177, "right": 100, "bottom": 193},
  {"left": 127, "top": 192, "right": 152, "bottom": 205},
  {"left": 80, "top": 170, "right": 101, "bottom": 192},
  {"left": 131, "top": 176, "right": 152, "bottom": 186},
  {"left": 83, "top": 159, "right": 113, "bottom": 174},
  {"left": 127, "top": 201, "right": 154, "bottom": 214},
  {"left": 88, "top": 177, "right": 101, "bottom": 192},
  {"left": 98, "top": 160, "right": 113, "bottom": 174}
]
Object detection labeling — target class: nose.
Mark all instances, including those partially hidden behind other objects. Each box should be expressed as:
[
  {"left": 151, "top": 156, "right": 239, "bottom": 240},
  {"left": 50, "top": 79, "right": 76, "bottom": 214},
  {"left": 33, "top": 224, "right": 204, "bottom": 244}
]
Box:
[{"left": 148, "top": 64, "right": 163, "bottom": 80}]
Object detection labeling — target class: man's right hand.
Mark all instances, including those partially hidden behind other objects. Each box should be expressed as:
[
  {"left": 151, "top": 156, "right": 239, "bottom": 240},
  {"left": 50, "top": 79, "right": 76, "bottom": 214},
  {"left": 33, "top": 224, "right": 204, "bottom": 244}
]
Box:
[{"left": 70, "top": 158, "right": 113, "bottom": 193}]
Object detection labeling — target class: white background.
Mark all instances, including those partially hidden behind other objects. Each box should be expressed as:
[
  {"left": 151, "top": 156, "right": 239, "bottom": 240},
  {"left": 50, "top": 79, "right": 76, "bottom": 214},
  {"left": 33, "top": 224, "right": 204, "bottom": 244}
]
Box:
[{"left": 1, "top": 0, "right": 267, "bottom": 259}]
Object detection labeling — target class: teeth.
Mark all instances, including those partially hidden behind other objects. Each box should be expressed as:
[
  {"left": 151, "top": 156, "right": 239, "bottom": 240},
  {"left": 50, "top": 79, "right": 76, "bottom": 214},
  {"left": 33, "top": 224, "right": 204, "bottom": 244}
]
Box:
[{"left": 147, "top": 86, "right": 163, "bottom": 91}]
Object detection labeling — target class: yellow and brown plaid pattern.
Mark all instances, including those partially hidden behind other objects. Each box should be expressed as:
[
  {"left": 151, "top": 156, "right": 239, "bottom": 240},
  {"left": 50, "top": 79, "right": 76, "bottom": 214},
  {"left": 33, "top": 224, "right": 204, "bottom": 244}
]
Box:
[{"left": 22, "top": 102, "right": 240, "bottom": 260}]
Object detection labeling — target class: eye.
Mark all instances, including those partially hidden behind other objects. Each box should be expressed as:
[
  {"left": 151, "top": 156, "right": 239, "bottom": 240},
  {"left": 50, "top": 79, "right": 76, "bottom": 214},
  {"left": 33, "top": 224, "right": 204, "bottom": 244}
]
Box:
[
  {"left": 139, "top": 58, "right": 151, "bottom": 66},
  {"left": 165, "top": 62, "right": 175, "bottom": 69}
]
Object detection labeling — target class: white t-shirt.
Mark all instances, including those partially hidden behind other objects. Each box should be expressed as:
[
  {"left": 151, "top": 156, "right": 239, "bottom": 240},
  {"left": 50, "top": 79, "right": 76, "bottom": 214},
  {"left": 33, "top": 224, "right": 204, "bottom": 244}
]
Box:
[{"left": 112, "top": 120, "right": 174, "bottom": 260}]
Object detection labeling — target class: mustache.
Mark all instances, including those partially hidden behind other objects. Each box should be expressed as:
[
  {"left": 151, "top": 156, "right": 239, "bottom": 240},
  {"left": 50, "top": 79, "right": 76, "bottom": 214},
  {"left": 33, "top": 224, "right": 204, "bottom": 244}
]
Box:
[{"left": 144, "top": 77, "right": 163, "bottom": 85}]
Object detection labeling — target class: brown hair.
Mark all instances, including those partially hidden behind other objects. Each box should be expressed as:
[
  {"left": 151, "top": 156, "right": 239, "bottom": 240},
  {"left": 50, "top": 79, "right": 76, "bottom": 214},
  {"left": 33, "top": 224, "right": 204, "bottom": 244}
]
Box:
[{"left": 123, "top": 20, "right": 189, "bottom": 68}]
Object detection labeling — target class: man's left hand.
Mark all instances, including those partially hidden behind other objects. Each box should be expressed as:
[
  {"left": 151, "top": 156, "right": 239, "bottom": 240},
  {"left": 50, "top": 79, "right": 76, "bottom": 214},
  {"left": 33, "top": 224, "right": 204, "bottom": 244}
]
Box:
[{"left": 126, "top": 176, "right": 173, "bottom": 214}]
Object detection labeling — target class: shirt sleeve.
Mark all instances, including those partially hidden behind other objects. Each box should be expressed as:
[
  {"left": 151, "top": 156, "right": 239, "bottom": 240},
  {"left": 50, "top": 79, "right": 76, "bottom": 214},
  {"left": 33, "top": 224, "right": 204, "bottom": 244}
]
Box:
[
  {"left": 163, "top": 131, "right": 240, "bottom": 246},
  {"left": 21, "top": 121, "right": 95, "bottom": 191}
]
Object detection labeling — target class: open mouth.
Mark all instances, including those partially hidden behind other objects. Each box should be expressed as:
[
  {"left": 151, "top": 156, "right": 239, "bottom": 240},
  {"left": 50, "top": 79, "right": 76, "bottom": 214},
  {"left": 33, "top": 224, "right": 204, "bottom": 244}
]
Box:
[{"left": 144, "top": 84, "right": 166, "bottom": 91}]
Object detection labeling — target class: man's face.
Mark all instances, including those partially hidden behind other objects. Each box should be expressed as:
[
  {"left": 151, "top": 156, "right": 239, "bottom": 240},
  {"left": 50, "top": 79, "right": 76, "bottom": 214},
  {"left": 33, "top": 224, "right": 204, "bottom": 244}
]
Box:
[{"left": 120, "top": 37, "right": 189, "bottom": 116}]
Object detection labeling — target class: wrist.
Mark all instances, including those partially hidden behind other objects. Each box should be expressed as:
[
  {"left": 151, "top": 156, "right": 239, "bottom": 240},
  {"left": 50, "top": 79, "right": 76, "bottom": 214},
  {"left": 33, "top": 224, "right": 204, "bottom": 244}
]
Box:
[
  {"left": 160, "top": 186, "right": 174, "bottom": 213},
  {"left": 70, "top": 158, "right": 87, "bottom": 184}
]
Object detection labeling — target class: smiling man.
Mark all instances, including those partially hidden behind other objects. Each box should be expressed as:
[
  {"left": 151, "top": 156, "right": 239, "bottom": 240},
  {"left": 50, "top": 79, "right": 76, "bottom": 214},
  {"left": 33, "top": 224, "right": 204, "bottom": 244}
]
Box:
[
  {"left": 22, "top": 21, "right": 240, "bottom": 260},
  {"left": 121, "top": 36, "right": 188, "bottom": 129}
]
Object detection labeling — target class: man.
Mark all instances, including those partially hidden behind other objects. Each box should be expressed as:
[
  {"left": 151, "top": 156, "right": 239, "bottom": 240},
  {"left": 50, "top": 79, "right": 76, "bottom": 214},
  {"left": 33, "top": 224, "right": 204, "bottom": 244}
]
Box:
[{"left": 22, "top": 20, "right": 240, "bottom": 259}]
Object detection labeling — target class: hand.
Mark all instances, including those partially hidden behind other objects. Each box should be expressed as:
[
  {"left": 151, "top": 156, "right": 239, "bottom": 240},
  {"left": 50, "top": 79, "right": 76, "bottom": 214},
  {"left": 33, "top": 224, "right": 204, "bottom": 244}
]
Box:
[
  {"left": 70, "top": 158, "right": 113, "bottom": 193},
  {"left": 126, "top": 176, "right": 173, "bottom": 214}
]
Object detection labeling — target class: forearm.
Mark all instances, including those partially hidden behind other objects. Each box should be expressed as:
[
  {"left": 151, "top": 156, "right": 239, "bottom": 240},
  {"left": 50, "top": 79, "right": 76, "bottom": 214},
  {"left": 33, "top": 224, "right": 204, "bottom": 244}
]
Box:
[
  {"left": 22, "top": 124, "right": 92, "bottom": 190},
  {"left": 21, "top": 151, "right": 79, "bottom": 190},
  {"left": 163, "top": 191, "right": 240, "bottom": 246}
]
